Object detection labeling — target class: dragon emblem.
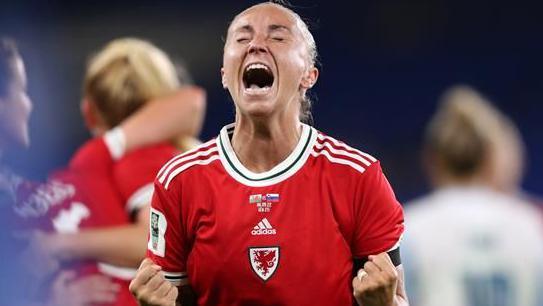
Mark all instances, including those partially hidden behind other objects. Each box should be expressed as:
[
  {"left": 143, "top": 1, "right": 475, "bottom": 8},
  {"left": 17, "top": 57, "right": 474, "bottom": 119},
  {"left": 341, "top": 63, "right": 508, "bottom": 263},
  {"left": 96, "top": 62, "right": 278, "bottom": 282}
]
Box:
[{"left": 249, "top": 247, "right": 280, "bottom": 281}]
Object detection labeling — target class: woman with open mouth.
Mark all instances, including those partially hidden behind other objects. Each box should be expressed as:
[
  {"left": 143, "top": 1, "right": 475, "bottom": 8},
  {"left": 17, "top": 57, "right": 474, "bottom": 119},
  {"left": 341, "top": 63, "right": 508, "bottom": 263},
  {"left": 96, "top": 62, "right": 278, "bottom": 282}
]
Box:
[{"left": 131, "top": 2, "right": 408, "bottom": 306}]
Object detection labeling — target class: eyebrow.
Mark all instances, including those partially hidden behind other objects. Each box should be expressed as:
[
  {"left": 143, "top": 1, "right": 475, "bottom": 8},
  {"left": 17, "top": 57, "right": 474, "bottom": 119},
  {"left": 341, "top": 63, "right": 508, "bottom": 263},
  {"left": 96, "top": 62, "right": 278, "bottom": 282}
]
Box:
[
  {"left": 233, "top": 24, "right": 292, "bottom": 34},
  {"left": 269, "top": 24, "right": 291, "bottom": 33},
  {"left": 234, "top": 25, "right": 253, "bottom": 33}
]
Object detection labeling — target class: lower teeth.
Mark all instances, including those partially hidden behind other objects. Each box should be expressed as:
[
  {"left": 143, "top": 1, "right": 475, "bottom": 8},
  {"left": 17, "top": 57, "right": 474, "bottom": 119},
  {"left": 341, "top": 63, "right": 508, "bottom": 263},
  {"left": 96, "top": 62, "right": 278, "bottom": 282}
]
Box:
[{"left": 247, "top": 86, "right": 270, "bottom": 92}]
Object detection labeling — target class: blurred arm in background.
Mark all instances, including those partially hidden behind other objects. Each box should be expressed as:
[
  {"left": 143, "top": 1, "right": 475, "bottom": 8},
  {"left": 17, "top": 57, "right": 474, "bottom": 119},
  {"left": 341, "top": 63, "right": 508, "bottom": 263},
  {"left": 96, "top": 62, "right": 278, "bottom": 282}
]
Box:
[
  {"left": 121, "top": 86, "right": 206, "bottom": 154},
  {"left": 43, "top": 85, "right": 206, "bottom": 267}
]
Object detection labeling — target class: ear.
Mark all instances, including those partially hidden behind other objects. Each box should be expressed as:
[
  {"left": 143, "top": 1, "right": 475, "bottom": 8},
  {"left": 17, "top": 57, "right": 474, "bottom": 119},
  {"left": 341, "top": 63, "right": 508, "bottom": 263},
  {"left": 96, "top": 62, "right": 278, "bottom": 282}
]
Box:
[
  {"left": 80, "top": 98, "right": 98, "bottom": 131},
  {"left": 300, "top": 67, "right": 319, "bottom": 90},
  {"left": 221, "top": 67, "right": 227, "bottom": 89}
]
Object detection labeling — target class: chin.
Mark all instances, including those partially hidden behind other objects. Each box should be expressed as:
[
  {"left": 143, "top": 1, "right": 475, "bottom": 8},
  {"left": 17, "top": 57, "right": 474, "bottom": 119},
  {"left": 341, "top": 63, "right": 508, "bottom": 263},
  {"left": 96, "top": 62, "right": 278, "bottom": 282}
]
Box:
[
  {"left": 238, "top": 99, "right": 276, "bottom": 118},
  {"left": 20, "top": 135, "right": 31, "bottom": 148},
  {"left": 17, "top": 126, "right": 30, "bottom": 147},
  {"left": 12, "top": 123, "right": 30, "bottom": 146},
  {"left": 1, "top": 134, "right": 29, "bottom": 150}
]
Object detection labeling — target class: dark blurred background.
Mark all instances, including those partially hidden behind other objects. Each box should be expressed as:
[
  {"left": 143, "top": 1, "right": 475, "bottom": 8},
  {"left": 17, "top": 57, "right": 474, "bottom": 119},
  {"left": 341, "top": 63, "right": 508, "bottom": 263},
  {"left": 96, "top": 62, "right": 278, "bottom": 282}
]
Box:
[{"left": 1, "top": 0, "right": 541, "bottom": 203}]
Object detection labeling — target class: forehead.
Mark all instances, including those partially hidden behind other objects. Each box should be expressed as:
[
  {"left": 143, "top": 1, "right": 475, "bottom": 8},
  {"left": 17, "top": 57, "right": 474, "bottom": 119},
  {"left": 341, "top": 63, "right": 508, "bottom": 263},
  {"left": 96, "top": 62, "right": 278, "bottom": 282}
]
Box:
[{"left": 230, "top": 4, "right": 299, "bottom": 33}]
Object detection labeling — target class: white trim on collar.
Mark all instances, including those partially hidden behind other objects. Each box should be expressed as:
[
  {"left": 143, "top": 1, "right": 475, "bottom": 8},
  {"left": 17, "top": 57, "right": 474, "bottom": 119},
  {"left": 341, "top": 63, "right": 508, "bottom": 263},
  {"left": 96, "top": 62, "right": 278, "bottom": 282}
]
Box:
[{"left": 217, "top": 123, "right": 317, "bottom": 187}]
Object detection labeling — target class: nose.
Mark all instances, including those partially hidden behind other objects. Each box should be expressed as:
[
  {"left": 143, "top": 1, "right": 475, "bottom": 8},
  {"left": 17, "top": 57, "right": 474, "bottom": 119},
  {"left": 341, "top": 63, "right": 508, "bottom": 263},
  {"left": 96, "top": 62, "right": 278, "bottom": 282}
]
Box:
[{"left": 248, "top": 35, "right": 268, "bottom": 54}]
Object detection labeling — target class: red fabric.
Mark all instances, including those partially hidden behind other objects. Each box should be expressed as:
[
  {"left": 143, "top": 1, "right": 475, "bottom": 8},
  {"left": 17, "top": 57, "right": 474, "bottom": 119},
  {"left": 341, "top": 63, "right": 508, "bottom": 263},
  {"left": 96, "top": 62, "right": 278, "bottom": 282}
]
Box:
[
  {"left": 113, "top": 142, "right": 178, "bottom": 213},
  {"left": 69, "top": 137, "right": 113, "bottom": 174},
  {"left": 49, "top": 138, "right": 135, "bottom": 306},
  {"left": 14, "top": 138, "right": 132, "bottom": 306},
  {"left": 147, "top": 131, "right": 404, "bottom": 306}
]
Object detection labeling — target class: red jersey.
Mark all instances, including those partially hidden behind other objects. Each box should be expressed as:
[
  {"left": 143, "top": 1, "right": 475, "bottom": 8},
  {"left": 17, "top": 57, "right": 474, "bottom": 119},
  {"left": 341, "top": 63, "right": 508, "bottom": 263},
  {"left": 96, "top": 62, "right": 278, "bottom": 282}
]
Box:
[
  {"left": 113, "top": 142, "right": 179, "bottom": 217},
  {"left": 147, "top": 123, "right": 404, "bottom": 306},
  {"left": 12, "top": 138, "right": 125, "bottom": 232},
  {"left": 15, "top": 138, "right": 178, "bottom": 306},
  {"left": 66, "top": 139, "right": 177, "bottom": 306},
  {"left": 47, "top": 138, "right": 135, "bottom": 306},
  {"left": 11, "top": 138, "right": 131, "bottom": 306},
  {"left": 54, "top": 138, "right": 127, "bottom": 230}
]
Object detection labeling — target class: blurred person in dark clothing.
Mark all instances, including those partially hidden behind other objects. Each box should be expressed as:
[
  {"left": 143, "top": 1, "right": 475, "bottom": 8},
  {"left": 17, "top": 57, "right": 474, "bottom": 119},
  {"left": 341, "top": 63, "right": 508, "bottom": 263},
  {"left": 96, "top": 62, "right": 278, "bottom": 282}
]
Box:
[
  {"left": 0, "top": 36, "right": 118, "bottom": 306},
  {"left": 0, "top": 35, "right": 48, "bottom": 306},
  {"left": 403, "top": 86, "right": 543, "bottom": 306}
]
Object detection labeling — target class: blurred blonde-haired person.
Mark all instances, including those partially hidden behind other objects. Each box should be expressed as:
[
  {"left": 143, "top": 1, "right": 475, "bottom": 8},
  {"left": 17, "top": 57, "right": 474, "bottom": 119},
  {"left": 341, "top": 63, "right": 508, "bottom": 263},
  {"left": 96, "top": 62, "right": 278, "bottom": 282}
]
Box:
[
  {"left": 20, "top": 38, "right": 205, "bottom": 306},
  {"left": 403, "top": 86, "right": 543, "bottom": 306}
]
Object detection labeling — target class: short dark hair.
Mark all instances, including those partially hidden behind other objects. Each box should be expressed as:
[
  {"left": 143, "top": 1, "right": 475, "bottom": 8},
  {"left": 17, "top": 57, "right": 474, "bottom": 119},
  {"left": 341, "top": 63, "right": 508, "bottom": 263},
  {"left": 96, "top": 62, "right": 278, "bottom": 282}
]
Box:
[{"left": 0, "top": 38, "right": 19, "bottom": 97}]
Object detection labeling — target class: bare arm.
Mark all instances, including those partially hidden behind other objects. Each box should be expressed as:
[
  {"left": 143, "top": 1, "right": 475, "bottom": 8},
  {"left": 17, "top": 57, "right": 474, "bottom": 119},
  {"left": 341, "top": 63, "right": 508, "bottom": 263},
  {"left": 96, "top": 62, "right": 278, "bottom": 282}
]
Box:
[
  {"left": 45, "top": 206, "right": 149, "bottom": 267},
  {"left": 120, "top": 86, "right": 206, "bottom": 153}
]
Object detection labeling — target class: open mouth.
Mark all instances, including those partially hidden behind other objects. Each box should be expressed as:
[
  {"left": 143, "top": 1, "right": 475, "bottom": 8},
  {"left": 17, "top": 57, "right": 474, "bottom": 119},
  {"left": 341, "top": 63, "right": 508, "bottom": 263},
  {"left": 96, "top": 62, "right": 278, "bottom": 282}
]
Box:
[{"left": 242, "top": 63, "right": 274, "bottom": 94}]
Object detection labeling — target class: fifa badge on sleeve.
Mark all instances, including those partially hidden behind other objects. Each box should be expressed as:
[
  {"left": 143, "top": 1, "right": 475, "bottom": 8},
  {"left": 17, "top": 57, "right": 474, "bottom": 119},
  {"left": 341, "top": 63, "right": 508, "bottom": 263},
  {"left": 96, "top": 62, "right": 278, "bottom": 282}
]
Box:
[{"left": 148, "top": 208, "right": 167, "bottom": 257}]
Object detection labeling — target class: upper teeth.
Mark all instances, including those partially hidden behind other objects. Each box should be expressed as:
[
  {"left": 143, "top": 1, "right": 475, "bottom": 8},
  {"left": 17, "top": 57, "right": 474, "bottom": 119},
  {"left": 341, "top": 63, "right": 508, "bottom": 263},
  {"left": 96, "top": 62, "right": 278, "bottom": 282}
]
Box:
[{"left": 246, "top": 63, "right": 269, "bottom": 72}]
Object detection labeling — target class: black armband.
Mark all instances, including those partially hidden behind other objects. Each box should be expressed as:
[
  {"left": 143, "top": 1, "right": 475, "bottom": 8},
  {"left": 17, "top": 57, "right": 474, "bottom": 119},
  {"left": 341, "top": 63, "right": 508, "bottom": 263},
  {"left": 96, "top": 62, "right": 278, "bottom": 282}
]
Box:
[{"left": 352, "top": 247, "right": 402, "bottom": 279}]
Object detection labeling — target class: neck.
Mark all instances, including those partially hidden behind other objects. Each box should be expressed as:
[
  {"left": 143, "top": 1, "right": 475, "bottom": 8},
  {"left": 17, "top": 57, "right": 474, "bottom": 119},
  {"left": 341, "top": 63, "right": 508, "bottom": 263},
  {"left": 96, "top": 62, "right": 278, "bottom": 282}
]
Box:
[
  {"left": 90, "top": 125, "right": 108, "bottom": 137},
  {"left": 433, "top": 172, "right": 487, "bottom": 189},
  {"left": 231, "top": 115, "right": 302, "bottom": 173}
]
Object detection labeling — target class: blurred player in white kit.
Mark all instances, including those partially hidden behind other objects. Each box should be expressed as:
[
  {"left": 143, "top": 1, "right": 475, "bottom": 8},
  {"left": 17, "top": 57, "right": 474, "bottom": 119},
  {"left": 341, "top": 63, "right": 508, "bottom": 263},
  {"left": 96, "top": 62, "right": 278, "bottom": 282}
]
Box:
[{"left": 403, "top": 86, "right": 543, "bottom": 306}]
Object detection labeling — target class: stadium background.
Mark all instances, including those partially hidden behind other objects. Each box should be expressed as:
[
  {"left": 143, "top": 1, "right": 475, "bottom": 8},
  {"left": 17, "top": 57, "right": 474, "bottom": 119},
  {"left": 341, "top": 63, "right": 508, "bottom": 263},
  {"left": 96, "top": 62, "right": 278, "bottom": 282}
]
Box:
[{"left": 1, "top": 0, "right": 541, "bottom": 202}]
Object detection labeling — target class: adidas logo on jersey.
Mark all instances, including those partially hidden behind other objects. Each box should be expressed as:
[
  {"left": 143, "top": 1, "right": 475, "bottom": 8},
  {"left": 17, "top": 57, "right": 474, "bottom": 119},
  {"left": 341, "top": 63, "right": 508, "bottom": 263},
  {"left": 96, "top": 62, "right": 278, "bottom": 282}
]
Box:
[{"left": 251, "top": 218, "right": 277, "bottom": 235}]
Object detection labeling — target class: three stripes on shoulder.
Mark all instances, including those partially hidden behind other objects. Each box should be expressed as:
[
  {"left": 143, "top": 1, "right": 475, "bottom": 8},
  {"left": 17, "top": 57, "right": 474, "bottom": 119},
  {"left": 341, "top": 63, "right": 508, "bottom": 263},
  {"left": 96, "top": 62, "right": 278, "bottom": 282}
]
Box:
[
  {"left": 157, "top": 139, "right": 218, "bottom": 189},
  {"left": 312, "top": 133, "right": 377, "bottom": 174},
  {"left": 156, "top": 133, "right": 378, "bottom": 190}
]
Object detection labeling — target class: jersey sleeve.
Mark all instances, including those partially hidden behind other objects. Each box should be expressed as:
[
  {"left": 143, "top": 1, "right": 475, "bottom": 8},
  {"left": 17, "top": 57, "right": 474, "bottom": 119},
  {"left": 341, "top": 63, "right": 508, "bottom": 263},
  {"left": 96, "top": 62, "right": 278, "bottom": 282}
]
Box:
[
  {"left": 352, "top": 161, "right": 404, "bottom": 259},
  {"left": 114, "top": 159, "right": 154, "bottom": 215},
  {"left": 114, "top": 144, "right": 177, "bottom": 215},
  {"left": 147, "top": 178, "right": 188, "bottom": 286}
]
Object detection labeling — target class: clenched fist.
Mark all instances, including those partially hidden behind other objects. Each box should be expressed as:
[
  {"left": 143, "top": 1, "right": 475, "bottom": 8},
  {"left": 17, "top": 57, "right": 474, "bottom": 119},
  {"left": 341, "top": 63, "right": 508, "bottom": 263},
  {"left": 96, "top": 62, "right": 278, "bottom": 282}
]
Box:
[
  {"left": 129, "top": 258, "right": 178, "bottom": 306},
  {"left": 352, "top": 252, "right": 398, "bottom": 306}
]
